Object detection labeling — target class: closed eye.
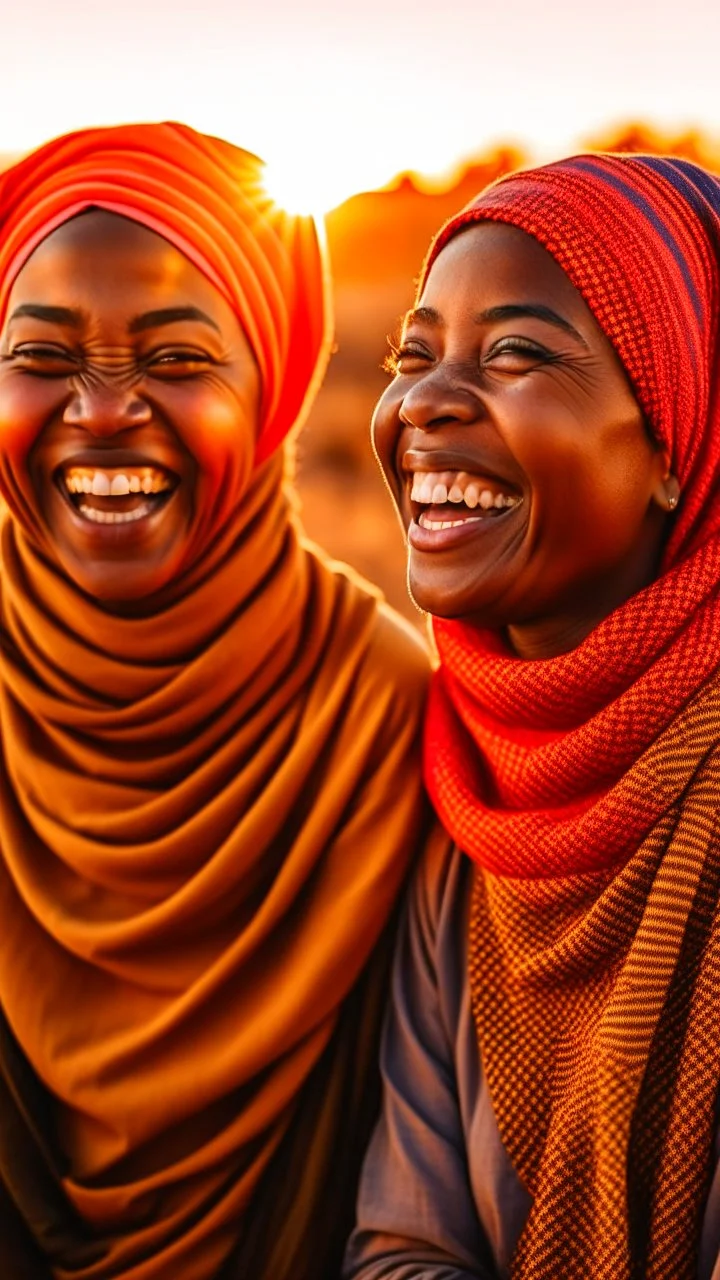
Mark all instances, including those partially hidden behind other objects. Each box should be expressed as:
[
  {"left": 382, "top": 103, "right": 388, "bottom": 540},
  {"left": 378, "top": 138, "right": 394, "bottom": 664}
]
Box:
[
  {"left": 6, "top": 343, "right": 78, "bottom": 376},
  {"left": 384, "top": 342, "right": 434, "bottom": 376},
  {"left": 145, "top": 348, "right": 216, "bottom": 378},
  {"left": 484, "top": 337, "right": 559, "bottom": 371}
]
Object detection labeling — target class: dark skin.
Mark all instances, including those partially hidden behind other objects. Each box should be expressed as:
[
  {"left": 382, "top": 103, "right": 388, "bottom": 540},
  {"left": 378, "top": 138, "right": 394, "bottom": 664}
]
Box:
[
  {"left": 0, "top": 210, "right": 261, "bottom": 608},
  {"left": 374, "top": 223, "right": 677, "bottom": 660}
]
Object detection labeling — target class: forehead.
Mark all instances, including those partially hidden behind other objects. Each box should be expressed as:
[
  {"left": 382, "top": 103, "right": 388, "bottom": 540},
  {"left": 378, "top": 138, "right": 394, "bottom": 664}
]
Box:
[
  {"left": 420, "top": 221, "right": 589, "bottom": 320},
  {"left": 5, "top": 210, "right": 229, "bottom": 321}
]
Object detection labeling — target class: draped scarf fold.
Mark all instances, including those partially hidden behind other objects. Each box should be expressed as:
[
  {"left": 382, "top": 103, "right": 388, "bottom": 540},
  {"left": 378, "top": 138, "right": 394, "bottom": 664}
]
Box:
[
  {"left": 422, "top": 154, "right": 720, "bottom": 1278},
  {"left": 0, "top": 125, "right": 429, "bottom": 1279}
]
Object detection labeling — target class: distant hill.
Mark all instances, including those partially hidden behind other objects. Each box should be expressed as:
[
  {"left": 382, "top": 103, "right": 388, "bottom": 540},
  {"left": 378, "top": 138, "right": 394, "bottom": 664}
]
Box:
[{"left": 298, "top": 123, "right": 720, "bottom": 622}]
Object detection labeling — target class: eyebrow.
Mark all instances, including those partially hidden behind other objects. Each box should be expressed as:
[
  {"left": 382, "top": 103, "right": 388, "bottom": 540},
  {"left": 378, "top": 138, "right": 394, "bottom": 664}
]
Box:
[
  {"left": 8, "top": 304, "right": 82, "bottom": 326},
  {"left": 8, "top": 303, "right": 221, "bottom": 334},
  {"left": 128, "top": 306, "right": 221, "bottom": 334},
  {"left": 477, "top": 304, "right": 588, "bottom": 347},
  {"left": 404, "top": 302, "right": 588, "bottom": 347}
]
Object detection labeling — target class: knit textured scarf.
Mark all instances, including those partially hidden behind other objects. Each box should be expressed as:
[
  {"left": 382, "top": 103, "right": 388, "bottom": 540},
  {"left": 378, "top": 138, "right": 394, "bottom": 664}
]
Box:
[
  {"left": 0, "top": 125, "right": 428, "bottom": 1280},
  {"left": 422, "top": 155, "right": 720, "bottom": 1278}
]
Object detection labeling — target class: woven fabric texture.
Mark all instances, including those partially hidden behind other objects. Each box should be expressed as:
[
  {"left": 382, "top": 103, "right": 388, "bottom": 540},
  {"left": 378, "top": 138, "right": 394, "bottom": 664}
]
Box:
[{"left": 422, "top": 154, "right": 720, "bottom": 1277}]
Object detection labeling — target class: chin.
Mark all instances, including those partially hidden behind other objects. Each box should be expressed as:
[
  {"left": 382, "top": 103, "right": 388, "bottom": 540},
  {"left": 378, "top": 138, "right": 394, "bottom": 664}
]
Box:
[
  {"left": 62, "top": 562, "right": 179, "bottom": 608},
  {"left": 408, "top": 578, "right": 466, "bottom": 620}
]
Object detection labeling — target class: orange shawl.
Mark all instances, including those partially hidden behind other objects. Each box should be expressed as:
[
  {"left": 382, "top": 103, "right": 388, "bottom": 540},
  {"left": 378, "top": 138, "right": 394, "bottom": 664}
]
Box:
[{"left": 0, "top": 124, "right": 428, "bottom": 1279}]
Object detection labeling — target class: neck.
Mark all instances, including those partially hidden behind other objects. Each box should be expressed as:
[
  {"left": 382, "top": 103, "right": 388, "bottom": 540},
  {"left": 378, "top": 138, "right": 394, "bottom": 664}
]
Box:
[
  {"left": 504, "top": 531, "right": 667, "bottom": 661},
  {"left": 506, "top": 611, "right": 609, "bottom": 660}
]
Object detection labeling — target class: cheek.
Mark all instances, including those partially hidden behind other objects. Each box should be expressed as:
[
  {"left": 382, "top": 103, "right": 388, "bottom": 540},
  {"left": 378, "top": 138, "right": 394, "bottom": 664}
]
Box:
[
  {"left": 154, "top": 383, "right": 257, "bottom": 481},
  {"left": 0, "top": 374, "right": 61, "bottom": 461},
  {"left": 371, "top": 387, "right": 403, "bottom": 487},
  {"left": 523, "top": 412, "right": 656, "bottom": 553}
]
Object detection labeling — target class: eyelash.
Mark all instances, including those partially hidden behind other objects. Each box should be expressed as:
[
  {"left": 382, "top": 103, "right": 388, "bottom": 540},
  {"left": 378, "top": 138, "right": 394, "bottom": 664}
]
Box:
[
  {"left": 384, "top": 335, "right": 554, "bottom": 376},
  {"left": 384, "top": 341, "right": 430, "bottom": 376},
  {"left": 6, "top": 345, "right": 214, "bottom": 376},
  {"left": 7, "top": 345, "right": 78, "bottom": 376}
]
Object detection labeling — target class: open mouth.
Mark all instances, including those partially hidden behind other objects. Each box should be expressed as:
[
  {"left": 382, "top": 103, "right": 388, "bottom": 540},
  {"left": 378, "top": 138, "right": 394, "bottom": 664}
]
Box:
[
  {"left": 56, "top": 464, "right": 179, "bottom": 526},
  {"left": 408, "top": 469, "right": 523, "bottom": 529}
]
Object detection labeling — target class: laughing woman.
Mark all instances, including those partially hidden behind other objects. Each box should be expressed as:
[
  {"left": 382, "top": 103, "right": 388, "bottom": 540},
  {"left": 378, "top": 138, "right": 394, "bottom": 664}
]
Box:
[
  {"left": 0, "top": 124, "right": 431, "bottom": 1280},
  {"left": 344, "top": 155, "right": 720, "bottom": 1280}
]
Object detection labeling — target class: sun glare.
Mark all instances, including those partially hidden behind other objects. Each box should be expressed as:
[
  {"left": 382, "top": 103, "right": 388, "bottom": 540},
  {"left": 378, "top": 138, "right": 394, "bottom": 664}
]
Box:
[{"left": 261, "top": 156, "right": 352, "bottom": 219}]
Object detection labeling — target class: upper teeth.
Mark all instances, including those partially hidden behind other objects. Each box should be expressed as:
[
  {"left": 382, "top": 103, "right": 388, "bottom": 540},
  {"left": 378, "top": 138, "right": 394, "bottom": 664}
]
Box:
[
  {"left": 410, "top": 470, "right": 520, "bottom": 510},
  {"left": 63, "top": 467, "right": 172, "bottom": 496}
]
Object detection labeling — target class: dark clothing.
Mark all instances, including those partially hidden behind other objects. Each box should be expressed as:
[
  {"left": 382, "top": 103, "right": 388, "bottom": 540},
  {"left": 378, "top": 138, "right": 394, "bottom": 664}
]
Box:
[{"left": 344, "top": 839, "right": 720, "bottom": 1279}]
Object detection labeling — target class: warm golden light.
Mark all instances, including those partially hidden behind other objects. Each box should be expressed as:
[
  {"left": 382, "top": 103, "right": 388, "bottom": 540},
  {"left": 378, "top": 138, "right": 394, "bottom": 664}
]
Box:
[{"left": 261, "top": 155, "right": 351, "bottom": 219}]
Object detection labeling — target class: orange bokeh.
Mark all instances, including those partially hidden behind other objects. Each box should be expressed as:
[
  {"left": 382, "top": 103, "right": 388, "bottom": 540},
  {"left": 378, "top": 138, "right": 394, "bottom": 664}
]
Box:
[{"left": 4, "top": 122, "right": 720, "bottom": 626}]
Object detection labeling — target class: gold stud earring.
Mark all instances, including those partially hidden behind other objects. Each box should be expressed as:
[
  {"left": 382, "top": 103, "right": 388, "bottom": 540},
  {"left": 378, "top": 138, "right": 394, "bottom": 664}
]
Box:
[{"left": 664, "top": 475, "right": 680, "bottom": 512}]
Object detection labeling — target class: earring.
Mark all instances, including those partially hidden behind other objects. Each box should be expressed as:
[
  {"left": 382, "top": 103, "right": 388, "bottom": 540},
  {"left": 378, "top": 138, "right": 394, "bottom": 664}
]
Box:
[{"left": 664, "top": 474, "right": 680, "bottom": 512}]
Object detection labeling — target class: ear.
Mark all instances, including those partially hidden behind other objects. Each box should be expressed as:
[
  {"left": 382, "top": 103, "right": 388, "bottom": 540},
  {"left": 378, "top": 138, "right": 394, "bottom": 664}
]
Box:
[{"left": 651, "top": 449, "right": 680, "bottom": 513}]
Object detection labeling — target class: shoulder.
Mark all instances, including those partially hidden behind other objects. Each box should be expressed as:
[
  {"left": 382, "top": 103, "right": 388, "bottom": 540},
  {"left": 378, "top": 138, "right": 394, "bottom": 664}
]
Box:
[
  {"left": 363, "top": 601, "right": 430, "bottom": 694},
  {"left": 348, "top": 603, "right": 431, "bottom": 757}
]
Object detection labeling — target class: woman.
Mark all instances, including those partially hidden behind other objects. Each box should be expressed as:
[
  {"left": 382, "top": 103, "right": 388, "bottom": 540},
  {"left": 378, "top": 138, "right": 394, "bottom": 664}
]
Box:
[
  {"left": 0, "top": 123, "right": 432, "bottom": 1279},
  {"left": 344, "top": 154, "right": 720, "bottom": 1280}
]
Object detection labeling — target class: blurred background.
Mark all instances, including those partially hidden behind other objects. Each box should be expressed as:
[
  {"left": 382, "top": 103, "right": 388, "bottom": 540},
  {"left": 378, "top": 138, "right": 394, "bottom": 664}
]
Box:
[
  {"left": 3, "top": 0, "right": 720, "bottom": 625},
  {"left": 296, "top": 124, "right": 720, "bottom": 626}
]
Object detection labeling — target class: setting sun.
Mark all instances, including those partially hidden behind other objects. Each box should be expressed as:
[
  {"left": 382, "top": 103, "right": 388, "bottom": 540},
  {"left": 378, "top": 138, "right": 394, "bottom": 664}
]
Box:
[{"left": 261, "top": 154, "right": 354, "bottom": 218}]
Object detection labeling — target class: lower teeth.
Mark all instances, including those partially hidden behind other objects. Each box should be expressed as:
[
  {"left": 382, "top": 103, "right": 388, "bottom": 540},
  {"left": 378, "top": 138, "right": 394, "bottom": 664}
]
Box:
[
  {"left": 78, "top": 502, "right": 155, "bottom": 524},
  {"left": 419, "top": 512, "right": 487, "bottom": 530}
]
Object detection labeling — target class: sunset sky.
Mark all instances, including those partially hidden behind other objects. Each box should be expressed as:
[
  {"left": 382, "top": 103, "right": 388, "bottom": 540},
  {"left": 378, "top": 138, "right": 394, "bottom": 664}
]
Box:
[{"left": 3, "top": 0, "right": 719, "bottom": 211}]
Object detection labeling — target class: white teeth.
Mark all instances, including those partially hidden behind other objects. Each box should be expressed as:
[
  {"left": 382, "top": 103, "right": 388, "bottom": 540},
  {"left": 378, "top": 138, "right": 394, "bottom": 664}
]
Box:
[
  {"left": 419, "top": 512, "right": 484, "bottom": 530},
  {"left": 409, "top": 469, "right": 522, "bottom": 514},
  {"left": 78, "top": 501, "right": 154, "bottom": 524},
  {"left": 63, "top": 467, "right": 172, "bottom": 495}
]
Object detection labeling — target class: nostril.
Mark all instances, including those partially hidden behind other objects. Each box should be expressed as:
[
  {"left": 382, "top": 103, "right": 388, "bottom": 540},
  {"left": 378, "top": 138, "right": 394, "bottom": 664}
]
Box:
[{"left": 63, "top": 387, "right": 151, "bottom": 430}]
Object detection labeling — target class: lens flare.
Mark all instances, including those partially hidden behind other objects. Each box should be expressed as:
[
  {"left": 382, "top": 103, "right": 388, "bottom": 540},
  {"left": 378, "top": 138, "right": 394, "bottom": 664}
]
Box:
[{"left": 261, "top": 155, "right": 347, "bottom": 219}]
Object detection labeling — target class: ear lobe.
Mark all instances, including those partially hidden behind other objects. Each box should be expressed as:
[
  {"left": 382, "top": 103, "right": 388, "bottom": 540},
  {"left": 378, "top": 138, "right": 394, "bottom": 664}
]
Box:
[{"left": 651, "top": 460, "right": 680, "bottom": 513}]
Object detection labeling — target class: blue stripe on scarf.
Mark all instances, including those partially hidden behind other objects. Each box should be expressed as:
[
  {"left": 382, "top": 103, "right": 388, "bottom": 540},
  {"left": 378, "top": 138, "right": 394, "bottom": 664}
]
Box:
[{"left": 567, "top": 157, "right": 702, "bottom": 324}]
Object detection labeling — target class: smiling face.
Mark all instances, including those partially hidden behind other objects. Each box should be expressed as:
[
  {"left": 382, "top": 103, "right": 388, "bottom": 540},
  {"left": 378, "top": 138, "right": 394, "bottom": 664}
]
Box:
[
  {"left": 374, "top": 222, "right": 673, "bottom": 658},
  {"left": 0, "top": 210, "right": 261, "bottom": 607}
]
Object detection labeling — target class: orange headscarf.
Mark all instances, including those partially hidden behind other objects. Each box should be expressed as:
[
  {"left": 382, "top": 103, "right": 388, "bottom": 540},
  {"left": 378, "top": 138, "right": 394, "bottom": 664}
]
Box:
[
  {"left": 0, "top": 120, "right": 330, "bottom": 567},
  {"left": 0, "top": 124, "right": 428, "bottom": 1280}
]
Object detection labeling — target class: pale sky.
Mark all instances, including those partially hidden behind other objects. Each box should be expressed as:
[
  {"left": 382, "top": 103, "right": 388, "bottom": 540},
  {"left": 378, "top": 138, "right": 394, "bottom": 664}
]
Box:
[{"left": 2, "top": 0, "right": 718, "bottom": 209}]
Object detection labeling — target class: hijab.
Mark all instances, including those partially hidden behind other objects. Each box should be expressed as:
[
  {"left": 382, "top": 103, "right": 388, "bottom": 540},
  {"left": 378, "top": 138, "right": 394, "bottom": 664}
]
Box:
[
  {"left": 0, "top": 123, "right": 428, "bottom": 1279},
  {"left": 422, "top": 155, "right": 720, "bottom": 1278}
]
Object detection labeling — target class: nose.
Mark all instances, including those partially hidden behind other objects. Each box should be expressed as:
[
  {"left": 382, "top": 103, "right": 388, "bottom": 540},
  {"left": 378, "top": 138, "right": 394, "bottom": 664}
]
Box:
[
  {"left": 398, "top": 367, "right": 479, "bottom": 432},
  {"left": 63, "top": 380, "right": 152, "bottom": 437}
]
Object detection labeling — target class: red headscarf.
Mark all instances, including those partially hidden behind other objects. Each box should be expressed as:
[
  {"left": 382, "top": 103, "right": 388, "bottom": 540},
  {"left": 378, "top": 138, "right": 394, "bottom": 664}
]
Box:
[
  {"left": 422, "top": 154, "right": 720, "bottom": 878},
  {"left": 420, "top": 155, "right": 720, "bottom": 1278}
]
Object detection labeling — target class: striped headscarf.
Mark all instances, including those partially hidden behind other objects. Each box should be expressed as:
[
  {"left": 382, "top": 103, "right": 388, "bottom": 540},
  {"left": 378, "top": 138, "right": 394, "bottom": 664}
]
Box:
[{"left": 421, "top": 156, "right": 720, "bottom": 1278}]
